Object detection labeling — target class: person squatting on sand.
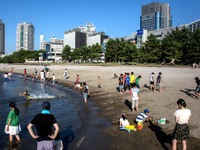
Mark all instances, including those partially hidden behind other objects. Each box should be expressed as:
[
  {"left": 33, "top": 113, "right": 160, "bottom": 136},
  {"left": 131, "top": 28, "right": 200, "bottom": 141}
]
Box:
[
  {"left": 74, "top": 74, "right": 80, "bottom": 89},
  {"left": 5, "top": 102, "right": 21, "bottom": 142},
  {"left": 134, "top": 108, "right": 152, "bottom": 124},
  {"left": 172, "top": 99, "right": 191, "bottom": 150},
  {"left": 27, "top": 101, "right": 59, "bottom": 150}
]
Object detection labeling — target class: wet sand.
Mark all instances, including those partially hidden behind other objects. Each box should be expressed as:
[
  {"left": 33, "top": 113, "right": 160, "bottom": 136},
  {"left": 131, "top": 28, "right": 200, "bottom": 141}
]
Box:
[{"left": 1, "top": 64, "right": 200, "bottom": 149}]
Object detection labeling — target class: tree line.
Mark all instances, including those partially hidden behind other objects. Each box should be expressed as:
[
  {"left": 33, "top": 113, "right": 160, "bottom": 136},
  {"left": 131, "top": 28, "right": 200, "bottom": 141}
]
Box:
[
  {"left": 105, "top": 27, "right": 200, "bottom": 65},
  {"left": 0, "top": 50, "right": 44, "bottom": 63},
  {"left": 0, "top": 27, "right": 200, "bottom": 65}
]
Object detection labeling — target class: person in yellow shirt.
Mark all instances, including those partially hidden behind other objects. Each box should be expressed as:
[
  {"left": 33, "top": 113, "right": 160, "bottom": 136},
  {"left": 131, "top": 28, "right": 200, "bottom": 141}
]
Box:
[{"left": 130, "top": 72, "right": 136, "bottom": 85}]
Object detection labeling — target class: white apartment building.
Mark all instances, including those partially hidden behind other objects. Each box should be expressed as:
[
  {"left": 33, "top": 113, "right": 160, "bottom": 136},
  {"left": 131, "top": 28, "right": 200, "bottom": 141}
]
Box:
[
  {"left": 87, "top": 32, "right": 109, "bottom": 47},
  {"left": 64, "top": 28, "right": 86, "bottom": 50},
  {"left": 40, "top": 36, "right": 64, "bottom": 62},
  {"left": 16, "top": 22, "right": 34, "bottom": 51}
]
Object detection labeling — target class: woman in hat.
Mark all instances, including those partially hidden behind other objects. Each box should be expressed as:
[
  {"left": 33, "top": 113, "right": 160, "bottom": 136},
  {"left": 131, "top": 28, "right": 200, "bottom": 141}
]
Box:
[{"left": 172, "top": 99, "right": 191, "bottom": 150}]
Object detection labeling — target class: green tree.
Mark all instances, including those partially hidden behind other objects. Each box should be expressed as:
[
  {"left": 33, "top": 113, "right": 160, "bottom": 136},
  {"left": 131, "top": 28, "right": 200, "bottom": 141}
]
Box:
[
  {"left": 90, "top": 43, "right": 103, "bottom": 62},
  {"left": 141, "top": 34, "right": 162, "bottom": 63},
  {"left": 62, "top": 45, "right": 71, "bottom": 62}
]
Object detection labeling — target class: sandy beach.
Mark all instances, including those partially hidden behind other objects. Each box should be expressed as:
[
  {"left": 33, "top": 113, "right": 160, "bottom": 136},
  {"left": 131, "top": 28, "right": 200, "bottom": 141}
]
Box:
[{"left": 1, "top": 63, "right": 200, "bottom": 149}]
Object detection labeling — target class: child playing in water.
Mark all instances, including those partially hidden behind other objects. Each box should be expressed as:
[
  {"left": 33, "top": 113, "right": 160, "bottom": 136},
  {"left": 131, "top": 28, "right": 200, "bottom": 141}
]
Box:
[
  {"left": 19, "top": 90, "right": 30, "bottom": 98},
  {"left": 5, "top": 102, "right": 21, "bottom": 142}
]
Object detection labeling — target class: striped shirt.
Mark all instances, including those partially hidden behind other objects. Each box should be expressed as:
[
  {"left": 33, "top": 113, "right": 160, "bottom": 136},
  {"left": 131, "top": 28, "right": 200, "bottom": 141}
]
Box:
[{"left": 135, "top": 112, "right": 148, "bottom": 122}]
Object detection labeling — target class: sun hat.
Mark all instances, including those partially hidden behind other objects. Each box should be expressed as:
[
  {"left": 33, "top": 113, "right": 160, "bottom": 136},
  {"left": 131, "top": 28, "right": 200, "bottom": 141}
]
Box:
[{"left": 144, "top": 108, "right": 149, "bottom": 113}]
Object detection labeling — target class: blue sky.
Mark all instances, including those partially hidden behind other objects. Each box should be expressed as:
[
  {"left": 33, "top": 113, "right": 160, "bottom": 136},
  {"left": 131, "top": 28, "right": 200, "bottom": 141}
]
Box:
[{"left": 1, "top": 0, "right": 199, "bottom": 54}]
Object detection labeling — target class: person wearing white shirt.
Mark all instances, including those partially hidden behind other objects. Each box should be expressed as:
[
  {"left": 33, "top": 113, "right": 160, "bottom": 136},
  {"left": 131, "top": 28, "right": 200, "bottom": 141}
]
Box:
[{"left": 172, "top": 99, "right": 191, "bottom": 150}]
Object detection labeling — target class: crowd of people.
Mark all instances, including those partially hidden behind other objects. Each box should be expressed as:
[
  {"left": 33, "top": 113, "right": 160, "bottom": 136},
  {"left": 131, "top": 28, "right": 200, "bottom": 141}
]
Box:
[
  {"left": 3, "top": 66, "right": 198, "bottom": 150},
  {"left": 113, "top": 70, "right": 193, "bottom": 149}
]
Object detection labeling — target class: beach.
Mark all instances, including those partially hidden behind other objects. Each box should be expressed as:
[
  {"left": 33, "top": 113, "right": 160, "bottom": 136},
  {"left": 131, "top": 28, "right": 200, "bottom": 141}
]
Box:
[{"left": 1, "top": 63, "right": 200, "bottom": 149}]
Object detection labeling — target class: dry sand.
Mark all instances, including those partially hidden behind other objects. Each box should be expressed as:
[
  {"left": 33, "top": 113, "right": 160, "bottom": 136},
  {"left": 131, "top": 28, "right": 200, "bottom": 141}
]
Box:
[{"left": 1, "top": 63, "right": 200, "bottom": 149}]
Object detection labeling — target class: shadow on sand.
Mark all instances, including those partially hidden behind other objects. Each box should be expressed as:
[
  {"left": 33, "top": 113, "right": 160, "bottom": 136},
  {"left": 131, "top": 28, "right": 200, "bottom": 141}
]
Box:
[
  {"left": 124, "top": 99, "right": 132, "bottom": 111},
  {"left": 180, "top": 88, "right": 198, "bottom": 99},
  {"left": 148, "top": 122, "right": 172, "bottom": 150}
]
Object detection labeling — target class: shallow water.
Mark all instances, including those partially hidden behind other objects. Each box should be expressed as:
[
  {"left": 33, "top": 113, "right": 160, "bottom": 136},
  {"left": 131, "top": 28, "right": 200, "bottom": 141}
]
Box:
[{"left": 0, "top": 73, "right": 86, "bottom": 150}]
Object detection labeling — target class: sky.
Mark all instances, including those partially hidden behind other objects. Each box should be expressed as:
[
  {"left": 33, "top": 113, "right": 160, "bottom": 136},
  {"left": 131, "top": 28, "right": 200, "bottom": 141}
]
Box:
[{"left": 0, "top": 0, "right": 199, "bottom": 54}]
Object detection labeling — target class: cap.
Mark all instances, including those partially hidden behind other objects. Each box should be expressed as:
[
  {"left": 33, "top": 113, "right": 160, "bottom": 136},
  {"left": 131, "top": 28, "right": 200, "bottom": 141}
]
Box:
[
  {"left": 144, "top": 108, "right": 149, "bottom": 113},
  {"left": 42, "top": 101, "right": 51, "bottom": 110}
]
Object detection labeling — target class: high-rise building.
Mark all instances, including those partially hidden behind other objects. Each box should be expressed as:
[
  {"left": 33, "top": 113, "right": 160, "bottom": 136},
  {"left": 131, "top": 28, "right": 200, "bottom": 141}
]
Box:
[
  {"left": 16, "top": 22, "right": 34, "bottom": 51},
  {"left": 64, "top": 28, "right": 87, "bottom": 50},
  {"left": 140, "top": 2, "right": 172, "bottom": 31},
  {"left": 0, "top": 19, "right": 5, "bottom": 54}
]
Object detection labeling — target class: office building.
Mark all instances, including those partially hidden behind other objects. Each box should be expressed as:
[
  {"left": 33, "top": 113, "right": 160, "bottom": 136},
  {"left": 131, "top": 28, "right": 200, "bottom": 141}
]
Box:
[
  {"left": 16, "top": 22, "right": 34, "bottom": 51},
  {"left": 0, "top": 19, "right": 5, "bottom": 54},
  {"left": 87, "top": 32, "right": 109, "bottom": 47},
  {"left": 140, "top": 2, "right": 172, "bottom": 31},
  {"left": 64, "top": 28, "right": 87, "bottom": 50},
  {"left": 40, "top": 36, "right": 64, "bottom": 62}
]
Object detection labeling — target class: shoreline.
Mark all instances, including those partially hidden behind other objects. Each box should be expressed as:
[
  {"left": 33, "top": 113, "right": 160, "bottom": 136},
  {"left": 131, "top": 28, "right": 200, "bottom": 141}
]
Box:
[{"left": 1, "top": 64, "right": 200, "bottom": 149}]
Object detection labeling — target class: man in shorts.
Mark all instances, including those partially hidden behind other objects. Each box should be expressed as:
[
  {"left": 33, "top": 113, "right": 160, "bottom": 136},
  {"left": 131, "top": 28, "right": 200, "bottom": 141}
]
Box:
[
  {"left": 27, "top": 101, "right": 59, "bottom": 150},
  {"left": 149, "top": 72, "right": 155, "bottom": 91}
]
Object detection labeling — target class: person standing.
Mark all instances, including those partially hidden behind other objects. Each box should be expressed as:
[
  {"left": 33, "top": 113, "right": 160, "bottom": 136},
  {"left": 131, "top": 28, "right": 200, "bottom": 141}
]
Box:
[
  {"left": 130, "top": 72, "right": 136, "bottom": 87},
  {"left": 5, "top": 102, "right": 21, "bottom": 142},
  {"left": 125, "top": 73, "right": 130, "bottom": 92},
  {"left": 24, "top": 68, "right": 27, "bottom": 79},
  {"left": 194, "top": 77, "right": 200, "bottom": 98},
  {"left": 40, "top": 70, "right": 45, "bottom": 83},
  {"left": 63, "top": 68, "right": 68, "bottom": 79},
  {"left": 135, "top": 75, "right": 141, "bottom": 88},
  {"left": 27, "top": 101, "right": 59, "bottom": 150},
  {"left": 172, "top": 99, "right": 191, "bottom": 150},
  {"left": 130, "top": 83, "right": 140, "bottom": 113},
  {"left": 52, "top": 74, "right": 56, "bottom": 85},
  {"left": 149, "top": 72, "right": 155, "bottom": 91},
  {"left": 98, "top": 76, "right": 102, "bottom": 88},
  {"left": 156, "top": 72, "right": 163, "bottom": 92},
  {"left": 118, "top": 73, "right": 124, "bottom": 94},
  {"left": 83, "top": 82, "right": 89, "bottom": 102}
]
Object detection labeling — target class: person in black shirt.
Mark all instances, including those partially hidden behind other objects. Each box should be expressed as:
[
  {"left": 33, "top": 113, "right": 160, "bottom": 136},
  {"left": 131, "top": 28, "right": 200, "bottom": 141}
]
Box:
[
  {"left": 156, "top": 72, "right": 164, "bottom": 92},
  {"left": 195, "top": 77, "right": 200, "bottom": 98},
  {"left": 27, "top": 101, "right": 59, "bottom": 150}
]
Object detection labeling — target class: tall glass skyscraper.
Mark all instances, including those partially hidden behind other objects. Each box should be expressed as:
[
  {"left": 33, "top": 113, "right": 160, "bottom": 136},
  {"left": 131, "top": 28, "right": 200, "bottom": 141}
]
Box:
[
  {"left": 140, "top": 2, "right": 172, "bottom": 31},
  {"left": 0, "top": 19, "right": 5, "bottom": 54},
  {"left": 16, "top": 22, "right": 34, "bottom": 51}
]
